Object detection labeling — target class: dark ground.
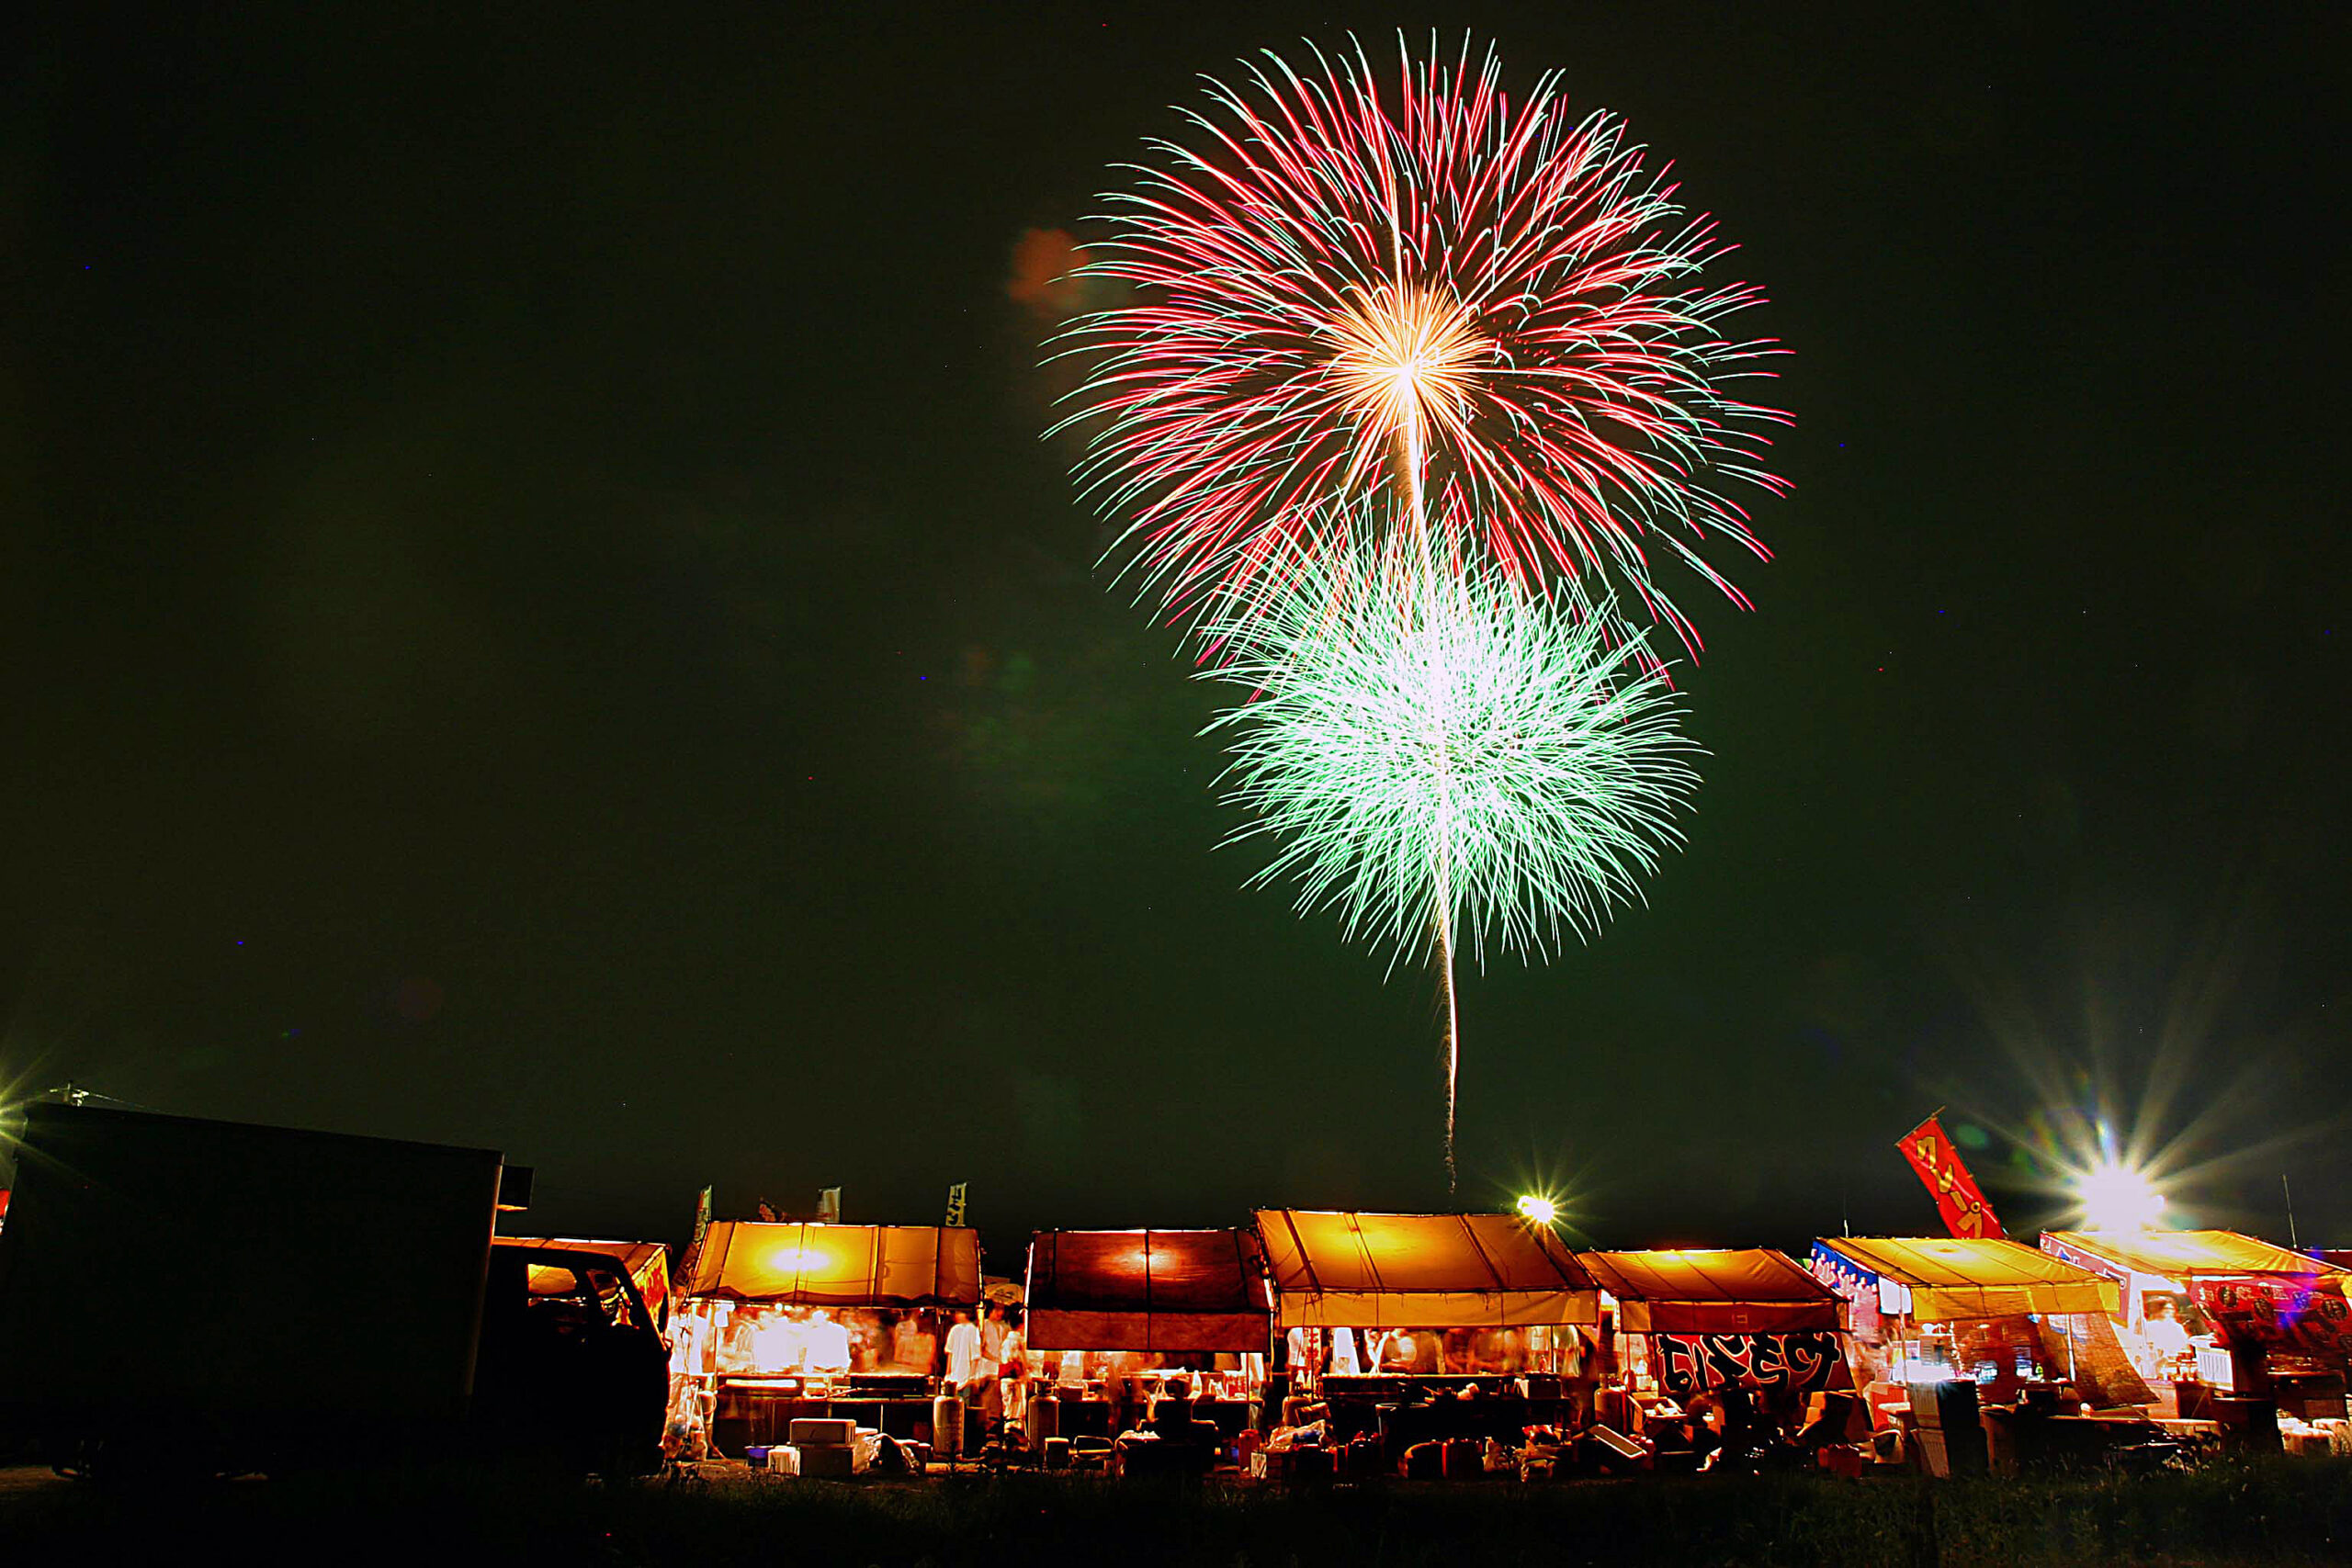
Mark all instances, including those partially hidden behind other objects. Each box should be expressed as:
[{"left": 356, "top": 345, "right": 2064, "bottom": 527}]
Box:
[{"left": 3, "top": 1458, "right": 2347, "bottom": 1566}]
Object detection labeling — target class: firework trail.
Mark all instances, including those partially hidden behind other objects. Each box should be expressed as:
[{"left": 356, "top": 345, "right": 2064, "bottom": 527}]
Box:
[
  {"left": 1057, "top": 33, "right": 1790, "bottom": 655},
  {"left": 1201, "top": 503, "right": 1702, "bottom": 1179}
]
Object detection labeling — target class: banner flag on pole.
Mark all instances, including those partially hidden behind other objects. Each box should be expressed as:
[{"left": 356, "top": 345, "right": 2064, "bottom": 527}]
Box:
[
  {"left": 678, "top": 1183, "right": 717, "bottom": 1289},
  {"left": 1898, "top": 1114, "right": 2006, "bottom": 1238}
]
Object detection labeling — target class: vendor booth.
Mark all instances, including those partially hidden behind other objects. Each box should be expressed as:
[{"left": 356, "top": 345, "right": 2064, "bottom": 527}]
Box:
[
  {"left": 1812, "top": 1235, "right": 2144, "bottom": 1470},
  {"left": 1023, "top": 1227, "right": 1273, "bottom": 1455},
  {"left": 671, "top": 1221, "right": 981, "bottom": 1453},
  {"left": 1254, "top": 1210, "right": 1600, "bottom": 1457},
  {"left": 1581, "top": 1249, "right": 1844, "bottom": 1405},
  {"left": 502, "top": 1236, "right": 672, "bottom": 1328},
  {"left": 1576, "top": 1249, "right": 1849, "bottom": 1469},
  {"left": 1812, "top": 1235, "right": 2122, "bottom": 1397},
  {"left": 2041, "top": 1230, "right": 2352, "bottom": 1427}
]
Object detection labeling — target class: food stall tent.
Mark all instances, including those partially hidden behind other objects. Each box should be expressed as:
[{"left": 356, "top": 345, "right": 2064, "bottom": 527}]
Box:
[
  {"left": 1023, "top": 1227, "right": 1273, "bottom": 1443},
  {"left": 2041, "top": 1230, "right": 2352, "bottom": 1413},
  {"left": 672, "top": 1221, "right": 982, "bottom": 1452},
  {"left": 1811, "top": 1235, "right": 2131, "bottom": 1418},
  {"left": 1580, "top": 1248, "right": 1845, "bottom": 1410},
  {"left": 1253, "top": 1210, "right": 1600, "bottom": 1452}
]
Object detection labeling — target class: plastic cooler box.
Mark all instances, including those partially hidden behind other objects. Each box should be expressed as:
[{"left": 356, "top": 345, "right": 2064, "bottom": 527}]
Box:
[{"left": 789, "top": 1417, "right": 857, "bottom": 1446}]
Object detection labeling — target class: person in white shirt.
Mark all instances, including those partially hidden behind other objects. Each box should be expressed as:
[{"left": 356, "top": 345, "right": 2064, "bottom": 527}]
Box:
[
  {"left": 975, "top": 1305, "right": 1008, "bottom": 1427},
  {"left": 999, "top": 1309, "right": 1030, "bottom": 1432},
  {"left": 1329, "top": 1326, "right": 1363, "bottom": 1377},
  {"left": 755, "top": 1311, "right": 807, "bottom": 1372},
  {"left": 802, "top": 1309, "right": 851, "bottom": 1375},
  {"left": 2141, "top": 1297, "right": 2194, "bottom": 1369},
  {"left": 1285, "top": 1325, "right": 1317, "bottom": 1391},
  {"left": 944, "top": 1310, "right": 983, "bottom": 1394}
]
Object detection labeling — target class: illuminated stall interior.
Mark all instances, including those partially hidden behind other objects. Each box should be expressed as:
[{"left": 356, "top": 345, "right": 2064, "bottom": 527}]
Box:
[
  {"left": 672, "top": 1221, "right": 980, "bottom": 1449},
  {"left": 1023, "top": 1227, "right": 1272, "bottom": 1439},
  {"left": 1580, "top": 1248, "right": 1846, "bottom": 1425},
  {"left": 501, "top": 1236, "right": 672, "bottom": 1328},
  {"left": 1255, "top": 1209, "right": 1598, "bottom": 1416},
  {"left": 1811, "top": 1235, "right": 2126, "bottom": 1423},
  {"left": 2041, "top": 1230, "right": 2352, "bottom": 1413}
]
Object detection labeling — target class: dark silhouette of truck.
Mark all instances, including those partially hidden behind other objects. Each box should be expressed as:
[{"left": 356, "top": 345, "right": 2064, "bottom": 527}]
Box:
[{"left": 0, "top": 1103, "right": 666, "bottom": 1480}]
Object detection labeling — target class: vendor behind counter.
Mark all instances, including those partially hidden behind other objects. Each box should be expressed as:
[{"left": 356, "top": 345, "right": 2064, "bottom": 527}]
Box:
[{"left": 668, "top": 1220, "right": 981, "bottom": 1455}]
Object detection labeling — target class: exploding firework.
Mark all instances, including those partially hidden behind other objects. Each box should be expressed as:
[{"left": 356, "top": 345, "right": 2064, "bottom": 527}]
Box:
[
  {"left": 1202, "top": 503, "right": 1702, "bottom": 1176},
  {"left": 1057, "top": 34, "right": 1790, "bottom": 653}
]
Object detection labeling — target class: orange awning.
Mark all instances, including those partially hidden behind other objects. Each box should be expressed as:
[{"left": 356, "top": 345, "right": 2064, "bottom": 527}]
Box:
[
  {"left": 1254, "top": 1210, "right": 1598, "bottom": 1329},
  {"left": 1024, "top": 1229, "right": 1272, "bottom": 1352},
  {"left": 682, "top": 1222, "right": 980, "bottom": 1308},
  {"left": 2041, "top": 1230, "right": 2346, "bottom": 1281},
  {"left": 1580, "top": 1248, "right": 1842, "bottom": 1334},
  {"left": 1818, "top": 1236, "right": 2117, "bottom": 1320}
]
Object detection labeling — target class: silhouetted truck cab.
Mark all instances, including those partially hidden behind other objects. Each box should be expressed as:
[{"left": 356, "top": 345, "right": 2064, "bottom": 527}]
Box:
[{"left": 0, "top": 1104, "right": 666, "bottom": 1480}]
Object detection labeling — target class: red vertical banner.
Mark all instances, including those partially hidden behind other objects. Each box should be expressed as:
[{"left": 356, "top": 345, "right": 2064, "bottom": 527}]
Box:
[{"left": 1898, "top": 1116, "right": 2006, "bottom": 1239}]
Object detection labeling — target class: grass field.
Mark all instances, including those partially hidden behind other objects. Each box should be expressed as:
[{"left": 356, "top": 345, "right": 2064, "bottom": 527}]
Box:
[{"left": 3, "top": 1458, "right": 2347, "bottom": 1566}]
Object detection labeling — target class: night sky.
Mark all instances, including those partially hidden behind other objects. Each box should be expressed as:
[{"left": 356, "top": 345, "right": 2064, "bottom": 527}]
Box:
[{"left": 5, "top": 6, "right": 2346, "bottom": 1266}]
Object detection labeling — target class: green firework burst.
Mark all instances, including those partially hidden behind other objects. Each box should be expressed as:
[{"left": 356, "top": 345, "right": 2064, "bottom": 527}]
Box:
[{"left": 1201, "top": 507, "right": 1702, "bottom": 968}]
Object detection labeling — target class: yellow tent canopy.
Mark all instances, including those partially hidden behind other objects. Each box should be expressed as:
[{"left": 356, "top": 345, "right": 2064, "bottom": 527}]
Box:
[
  {"left": 682, "top": 1222, "right": 980, "bottom": 1308},
  {"left": 2041, "top": 1230, "right": 2345, "bottom": 1281},
  {"left": 1581, "top": 1248, "right": 1841, "bottom": 1334},
  {"left": 1254, "top": 1209, "right": 1598, "bottom": 1329},
  {"left": 1815, "top": 1236, "right": 2118, "bottom": 1321}
]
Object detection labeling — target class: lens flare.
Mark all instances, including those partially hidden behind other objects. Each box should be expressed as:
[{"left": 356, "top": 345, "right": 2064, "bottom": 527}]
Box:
[{"left": 2075, "top": 1155, "right": 2168, "bottom": 1232}]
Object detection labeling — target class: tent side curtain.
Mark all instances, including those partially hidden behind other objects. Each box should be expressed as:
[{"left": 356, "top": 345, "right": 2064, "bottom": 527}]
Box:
[
  {"left": 2041, "top": 1230, "right": 2346, "bottom": 1281},
  {"left": 1818, "top": 1235, "right": 2118, "bottom": 1320},
  {"left": 1253, "top": 1210, "right": 1599, "bottom": 1329},
  {"left": 1023, "top": 1228, "right": 1272, "bottom": 1352},
  {"left": 1581, "top": 1249, "right": 1842, "bottom": 1334},
  {"left": 683, "top": 1222, "right": 981, "bottom": 1307}
]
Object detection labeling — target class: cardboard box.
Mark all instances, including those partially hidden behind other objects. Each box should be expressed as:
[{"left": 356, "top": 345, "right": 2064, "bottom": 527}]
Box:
[{"left": 794, "top": 1443, "right": 854, "bottom": 1479}]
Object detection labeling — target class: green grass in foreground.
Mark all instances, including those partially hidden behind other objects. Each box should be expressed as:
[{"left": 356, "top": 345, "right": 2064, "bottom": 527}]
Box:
[{"left": 2, "top": 1458, "right": 2346, "bottom": 1566}]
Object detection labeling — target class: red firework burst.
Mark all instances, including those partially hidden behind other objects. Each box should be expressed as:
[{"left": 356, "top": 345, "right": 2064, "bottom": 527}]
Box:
[{"left": 1054, "top": 35, "right": 1792, "bottom": 654}]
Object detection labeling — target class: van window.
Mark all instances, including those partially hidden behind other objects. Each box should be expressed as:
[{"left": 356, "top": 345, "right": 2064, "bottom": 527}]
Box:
[
  {"left": 526, "top": 1263, "right": 581, "bottom": 1295},
  {"left": 521, "top": 1264, "right": 600, "bottom": 1338}
]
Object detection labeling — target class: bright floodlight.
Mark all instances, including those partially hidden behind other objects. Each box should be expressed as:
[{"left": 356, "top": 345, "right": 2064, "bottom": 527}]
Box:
[
  {"left": 2076, "top": 1157, "right": 2166, "bottom": 1231},
  {"left": 1516, "top": 1194, "right": 1558, "bottom": 1226}
]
